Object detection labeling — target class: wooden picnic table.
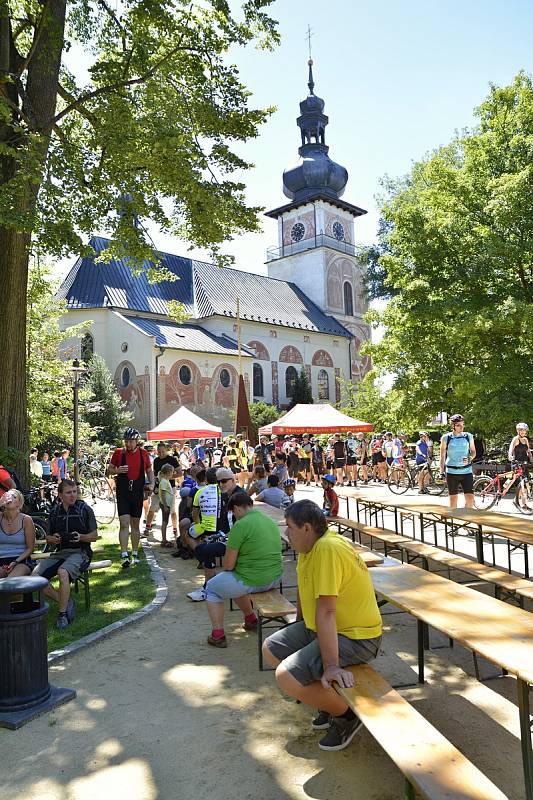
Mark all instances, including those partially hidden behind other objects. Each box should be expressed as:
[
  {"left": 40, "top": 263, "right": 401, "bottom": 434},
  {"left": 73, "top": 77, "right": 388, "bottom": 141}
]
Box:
[{"left": 370, "top": 562, "right": 533, "bottom": 799}]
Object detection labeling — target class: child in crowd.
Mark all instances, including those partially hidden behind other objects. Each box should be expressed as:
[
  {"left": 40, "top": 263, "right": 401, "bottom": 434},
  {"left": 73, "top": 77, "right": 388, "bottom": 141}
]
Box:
[
  {"left": 282, "top": 478, "right": 296, "bottom": 505},
  {"left": 321, "top": 474, "right": 339, "bottom": 518},
  {"left": 272, "top": 452, "right": 288, "bottom": 485},
  {"left": 158, "top": 463, "right": 175, "bottom": 548},
  {"left": 247, "top": 465, "right": 268, "bottom": 497}
]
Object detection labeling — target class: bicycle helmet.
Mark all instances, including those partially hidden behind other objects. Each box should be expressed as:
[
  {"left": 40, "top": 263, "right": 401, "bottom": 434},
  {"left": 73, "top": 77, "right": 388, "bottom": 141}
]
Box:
[
  {"left": 450, "top": 414, "right": 464, "bottom": 424},
  {"left": 283, "top": 478, "right": 296, "bottom": 488},
  {"left": 322, "top": 474, "right": 336, "bottom": 485},
  {"left": 516, "top": 422, "right": 529, "bottom": 431},
  {"left": 123, "top": 427, "right": 140, "bottom": 440},
  {"left": 419, "top": 431, "right": 428, "bottom": 437}
]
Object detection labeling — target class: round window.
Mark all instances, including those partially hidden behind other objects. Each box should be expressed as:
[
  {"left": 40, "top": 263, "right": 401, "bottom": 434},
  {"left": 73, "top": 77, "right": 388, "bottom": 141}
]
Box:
[
  {"left": 179, "top": 364, "right": 192, "bottom": 385},
  {"left": 220, "top": 368, "right": 231, "bottom": 388},
  {"left": 332, "top": 221, "right": 345, "bottom": 241},
  {"left": 291, "top": 222, "right": 305, "bottom": 242},
  {"left": 121, "top": 367, "right": 130, "bottom": 387}
]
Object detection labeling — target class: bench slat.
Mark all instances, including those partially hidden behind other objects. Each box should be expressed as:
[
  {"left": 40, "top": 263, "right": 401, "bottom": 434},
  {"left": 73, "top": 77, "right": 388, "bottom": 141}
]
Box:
[
  {"left": 336, "top": 664, "right": 508, "bottom": 800},
  {"left": 253, "top": 589, "right": 296, "bottom": 618},
  {"left": 87, "top": 560, "right": 112, "bottom": 570}
]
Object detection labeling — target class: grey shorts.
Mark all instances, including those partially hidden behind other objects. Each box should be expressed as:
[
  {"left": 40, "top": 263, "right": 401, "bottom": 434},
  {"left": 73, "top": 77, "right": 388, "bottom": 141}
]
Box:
[
  {"left": 34, "top": 549, "right": 89, "bottom": 581},
  {"left": 265, "top": 620, "right": 382, "bottom": 686}
]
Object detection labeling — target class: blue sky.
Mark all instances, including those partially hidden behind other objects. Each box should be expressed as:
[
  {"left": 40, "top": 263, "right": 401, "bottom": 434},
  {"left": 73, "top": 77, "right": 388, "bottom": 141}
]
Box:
[{"left": 60, "top": 0, "right": 533, "bottom": 279}]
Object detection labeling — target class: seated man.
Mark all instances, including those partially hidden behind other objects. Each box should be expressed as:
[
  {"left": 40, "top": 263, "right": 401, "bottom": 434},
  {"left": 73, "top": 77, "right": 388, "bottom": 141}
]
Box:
[
  {"left": 34, "top": 479, "right": 98, "bottom": 629},
  {"left": 182, "top": 468, "right": 224, "bottom": 601},
  {"left": 256, "top": 474, "right": 290, "bottom": 509},
  {"left": 263, "top": 500, "right": 382, "bottom": 752},
  {"left": 205, "top": 492, "right": 283, "bottom": 648}
]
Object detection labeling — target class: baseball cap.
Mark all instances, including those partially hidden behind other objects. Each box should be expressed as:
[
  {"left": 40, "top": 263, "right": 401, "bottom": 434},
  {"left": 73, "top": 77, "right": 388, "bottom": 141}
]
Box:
[{"left": 216, "top": 467, "right": 235, "bottom": 481}]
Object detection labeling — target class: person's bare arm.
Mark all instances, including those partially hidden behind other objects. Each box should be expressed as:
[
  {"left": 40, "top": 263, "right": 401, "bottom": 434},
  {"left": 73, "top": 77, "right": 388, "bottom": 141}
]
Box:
[
  {"left": 296, "top": 589, "right": 302, "bottom": 621},
  {"left": 7, "top": 516, "right": 36, "bottom": 571},
  {"left": 222, "top": 547, "right": 239, "bottom": 571},
  {"left": 146, "top": 468, "right": 155, "bottom": 490},
  {"left": 315, "top": 595, "right": 354, "bottom": 689},
  {"left": 72, "top": 528, "right": 98, "bottom": 544}
]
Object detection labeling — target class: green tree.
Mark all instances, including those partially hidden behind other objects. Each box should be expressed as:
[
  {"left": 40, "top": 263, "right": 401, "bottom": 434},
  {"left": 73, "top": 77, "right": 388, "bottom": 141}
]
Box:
[
  {"left": 368, "top": 73, "right": 533, "bottom": 437},
  {"left": 289, "top": 366, "right": 313, "bottom": 409},
  {"left": 81, "top": 354, "right": 132, "bottom": 445},
  {"left": 0, "top": 1, "right": 279, "bottom": 480},
  {"left": 27, "top": 263, "right": 89, "bottom": 449},
  {"left": 248, "top": 401, "right": 280, "bottom": 440},
  {"left": 341, "top": 371, "right": 418, "bottom": 433}
]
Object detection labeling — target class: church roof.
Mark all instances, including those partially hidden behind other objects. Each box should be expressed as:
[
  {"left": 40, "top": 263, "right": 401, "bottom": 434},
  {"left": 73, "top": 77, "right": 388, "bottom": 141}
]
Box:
[
  {"left": 119, "top": 314, "right": 255, "bottom": 357},
  {"left": 57, "top": 236, "right": 351, "bottom": 338}
]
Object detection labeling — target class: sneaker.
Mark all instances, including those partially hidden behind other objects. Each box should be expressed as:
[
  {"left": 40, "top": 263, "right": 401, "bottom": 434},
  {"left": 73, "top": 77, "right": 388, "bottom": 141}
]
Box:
[
  {"left": 121, "top": 555, "right": 131, "bottom": 569},
  {"left": 207, "top": 634, "right": 227, "bottom": 648},
  {"left": 66, "top": 598, "right": 76, "bottom": 622},
  {"left": 318, "top": 714, "right": 363, "bottom": 751},
  {"left": 243, "top": 618, "right": 258, "bottom": 631},
  {"left": 187, "top": 587, "right": 207, "bottom": 602},
  {"left": 131, "top": 554, "right": 140, "bottom": 566},
  {"left": 56, "top": 612, "right": 69, "bottom": 630},
  {"left": 312, "top": 710, "right": 331, "bottom": 730}
]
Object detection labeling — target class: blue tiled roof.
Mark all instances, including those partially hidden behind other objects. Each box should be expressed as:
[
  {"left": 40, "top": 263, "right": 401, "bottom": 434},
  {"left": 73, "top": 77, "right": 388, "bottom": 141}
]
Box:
[
  {"left": 57, "top": 236, "right": 351, "bottom": 338},
  {"left": 122, "top": 314, "right": 254, "bottom": 357}
]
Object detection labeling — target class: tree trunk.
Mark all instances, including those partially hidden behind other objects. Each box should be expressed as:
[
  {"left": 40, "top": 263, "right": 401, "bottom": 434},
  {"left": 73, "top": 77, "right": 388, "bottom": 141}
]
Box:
[{"left": 0, "top": 225, "right": 31, "bottom": 483}]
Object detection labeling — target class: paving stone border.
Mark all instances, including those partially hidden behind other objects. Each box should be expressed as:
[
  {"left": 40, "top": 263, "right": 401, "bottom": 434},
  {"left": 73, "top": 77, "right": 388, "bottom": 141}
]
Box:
[{"left": 48, "top": 540, "right": 167, "bottom": 665}]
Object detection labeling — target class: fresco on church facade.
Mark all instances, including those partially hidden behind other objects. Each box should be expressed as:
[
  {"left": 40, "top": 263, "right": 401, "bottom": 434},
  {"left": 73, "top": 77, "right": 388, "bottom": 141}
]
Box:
[
  {"left": 312, "top": 349, "right": 334, "bottom": 367},
  {"left": 279, "top": 345, "right": 303, "bottom": 363},
  {"left": 325, "top": 255, "right": 366, "bottom": 315},
  {"left": 114, "top": 361, "right": 150, "bottom": 432},
  {"left": 324, "top": 212, "right": 353, "bottom": 244},
  {"left": 247, "top": 340, "right": 270, "bottom": 360},
  {"left": 282, "top": 210, "right": 315, "bottom": 246}
]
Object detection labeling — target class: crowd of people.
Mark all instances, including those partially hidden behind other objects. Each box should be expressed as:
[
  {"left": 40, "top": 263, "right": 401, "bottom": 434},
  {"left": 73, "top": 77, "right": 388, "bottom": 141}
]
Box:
[{"left": 2, "top": 414, "right": 532, "bottom": 752}]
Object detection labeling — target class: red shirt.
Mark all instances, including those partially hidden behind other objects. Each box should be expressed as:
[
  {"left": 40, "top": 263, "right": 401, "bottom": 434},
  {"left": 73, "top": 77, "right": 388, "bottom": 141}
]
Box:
[
  {"left": 111, "top": 448, "right": 151, "bottom": 481},
  {"left": 324, "top": 487, "right": 339, "bottom": 517},
  {"left": 0, "top": 467, "right": 13, "bottom": 497}
]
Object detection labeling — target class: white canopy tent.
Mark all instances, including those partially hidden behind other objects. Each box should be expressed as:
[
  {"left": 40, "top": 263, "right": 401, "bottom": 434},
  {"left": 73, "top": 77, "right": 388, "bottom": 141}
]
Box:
[{"left": 146, "top": 406, "right": 222, "bottom": 441}]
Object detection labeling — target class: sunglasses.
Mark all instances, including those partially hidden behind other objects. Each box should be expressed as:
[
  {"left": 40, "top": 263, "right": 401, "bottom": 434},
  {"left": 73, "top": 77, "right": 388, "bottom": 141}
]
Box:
[{"left": 218, "top": 478, "right": 231, "bottom": 484}]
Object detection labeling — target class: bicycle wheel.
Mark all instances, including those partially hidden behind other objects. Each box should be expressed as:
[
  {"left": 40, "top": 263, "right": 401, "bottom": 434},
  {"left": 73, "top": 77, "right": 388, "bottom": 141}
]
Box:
[
  {"left": 425, "top": 468, "right": 447, "bottom": 496},
  {"left": 80, "top": 477, "right": 116, "bottom": 525},
  {"left": 516, "top": 479, "right": 533, "bottom": 515},
  {"left": 388, "top": 468, "right": 411, "bottom": 494},
  {"left": 473, "top": 476, "right": 498, "bottom": 510},
  {"left": 356, "top": 465, "right": 368, "bottom": 483}
]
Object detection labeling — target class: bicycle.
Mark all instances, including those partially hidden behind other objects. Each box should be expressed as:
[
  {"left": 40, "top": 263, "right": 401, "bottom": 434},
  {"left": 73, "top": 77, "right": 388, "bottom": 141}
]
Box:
[
  {"left": 473, "top": 462, "right": 533, "bottom": 514},
  {"left": 387, "top": 459, "right": 447, "bottom": 496},
  {"left": 77, "top": 458, "right": 116, "bottom": 525}
]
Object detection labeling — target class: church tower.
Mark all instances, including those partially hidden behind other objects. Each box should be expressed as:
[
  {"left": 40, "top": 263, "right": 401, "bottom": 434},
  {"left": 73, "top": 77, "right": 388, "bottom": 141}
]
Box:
[{"left": 265, "top": 60, "right": 371, "bottom": 381}]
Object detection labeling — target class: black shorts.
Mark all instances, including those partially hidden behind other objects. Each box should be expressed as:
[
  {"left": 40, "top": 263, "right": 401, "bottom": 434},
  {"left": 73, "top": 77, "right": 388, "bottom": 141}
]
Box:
[
  {"left": 446, "top": 472, "right": 474, "bottom": 496},
  {"left": 358, "top": 456, "right": 368, "bottom": 466},
  {"left": 0, "top": 556, "right": 36, "bottom": 571},
  {"left": 195, "top": 540, "right": 226, "bottom": 570},
  {"left": 299, "top": 458, "right": 311, "bottom": 471},
  {"left": 117, "top": 490, "right": 144, "bottom": 518},
  {"left": 334, "top": 457, "right": 346, "bottom": 469},
  {"left": 312, "top": 462, "right": 324, "bottom": 476},
  {"left": 230, "top": 466, "right": 241, "bottom": 474},
  {"left": 346, "top": 456, "right": 357, "bottom": 466}
]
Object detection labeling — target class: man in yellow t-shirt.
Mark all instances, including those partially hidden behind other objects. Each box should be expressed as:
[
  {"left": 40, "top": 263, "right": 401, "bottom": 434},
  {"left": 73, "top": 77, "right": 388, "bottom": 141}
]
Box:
[{"left": 263, "top": 499, "right": 382, "bottom": 752}]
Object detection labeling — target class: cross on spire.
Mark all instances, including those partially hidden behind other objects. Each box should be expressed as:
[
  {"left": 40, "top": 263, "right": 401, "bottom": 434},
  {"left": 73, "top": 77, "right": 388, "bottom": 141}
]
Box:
[
  {"left": 305, "top": 25, "right": 315, "bottom": 94},
  {"left": 305, "top": 24, "right": 314, "bottom": 60}
]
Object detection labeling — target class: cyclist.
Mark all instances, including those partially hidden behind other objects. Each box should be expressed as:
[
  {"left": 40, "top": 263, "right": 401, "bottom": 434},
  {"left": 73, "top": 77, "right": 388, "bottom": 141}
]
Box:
[
  {"left": 508, "top": 422, "right": 532, "bottom": 510},
  {"left": 439, "top": 414, "right": 476, "bottom": 509},
  {"left": 108, "top": 428, "right": 155, "bottom": 568},
  {"left": 415, "top": 432, "right": 433, "bottom": 494}
]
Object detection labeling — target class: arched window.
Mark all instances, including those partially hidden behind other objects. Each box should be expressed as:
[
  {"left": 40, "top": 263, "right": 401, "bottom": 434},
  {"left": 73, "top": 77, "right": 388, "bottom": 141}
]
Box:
[
  {"left": 81, "top": 332, "right": 94, "bottom": 363},
  {"left": 253, "top": 363, "right": 264, "bottom": 397},
  {"left": 343, "top": 282, "right": 354, "bottom": 316},
  {"left": 285, "top": 366, "right": 298, "bottom": 398},
  {"left": 318, "top": 369, "right": 329, "bottom": 400}
]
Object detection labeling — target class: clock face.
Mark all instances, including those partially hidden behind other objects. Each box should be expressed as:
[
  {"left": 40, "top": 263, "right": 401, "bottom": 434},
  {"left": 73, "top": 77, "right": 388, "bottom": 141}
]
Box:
[
  {"left": 332, "top": 221, "right": 345, "bottom": 241},
  {"left": 291, "top": 222, "right": 305, "bottom": 242}
]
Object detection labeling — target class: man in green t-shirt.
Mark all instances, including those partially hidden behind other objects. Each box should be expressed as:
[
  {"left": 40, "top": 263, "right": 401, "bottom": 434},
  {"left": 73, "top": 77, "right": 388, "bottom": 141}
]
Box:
[{"left": 204, "top": 493, "right": 283, "bottom": 649}]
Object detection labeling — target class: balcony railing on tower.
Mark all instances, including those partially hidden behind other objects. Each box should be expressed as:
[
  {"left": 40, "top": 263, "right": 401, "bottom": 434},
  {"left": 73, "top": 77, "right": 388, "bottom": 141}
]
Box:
[{"left": 266, "top": 233, "right": 356, "bottom": 261}]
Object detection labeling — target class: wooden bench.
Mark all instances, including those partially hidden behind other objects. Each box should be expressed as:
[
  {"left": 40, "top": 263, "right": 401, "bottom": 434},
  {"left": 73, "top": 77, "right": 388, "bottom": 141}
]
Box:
[
  {"left": 335, "top": 663, "right": 508, "bottom": 799},
  {"left": 333, "top": 517, "right": 411, "bottom": 555},
  {"left": 251, "top": 589, "right": 296, "bottom": 671}
]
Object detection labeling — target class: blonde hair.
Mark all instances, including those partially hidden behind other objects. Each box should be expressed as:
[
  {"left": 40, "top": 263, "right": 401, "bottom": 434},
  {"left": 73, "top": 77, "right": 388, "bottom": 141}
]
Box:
[
  {"left": 2, "top": 489, "right": 24, "bottom": 508},
  {"left": 159, "top": 464, "right": 175, "bottom": 478}
]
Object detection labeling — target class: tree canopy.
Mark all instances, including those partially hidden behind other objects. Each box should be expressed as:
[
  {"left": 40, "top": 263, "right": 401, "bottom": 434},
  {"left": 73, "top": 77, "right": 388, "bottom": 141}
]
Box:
[
  {"left": 368, "top": 73, "right": 533, "bottom": 437},
  {"left": 0, "top": 0, "right": 279, "bottom": 478}
]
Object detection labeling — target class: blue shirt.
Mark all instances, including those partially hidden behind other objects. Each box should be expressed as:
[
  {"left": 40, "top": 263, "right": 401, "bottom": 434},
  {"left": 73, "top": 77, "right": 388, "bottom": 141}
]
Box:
[
  {"left": 192, "top": 445, "right": 205, "bottom": 462},
  {"left": 442, "top": 432, "right": 474, "bottom": 474},
  {"left": 41, "top": 460, "right": 51, "bottom": 476},
  {"left": 415, "top": 440, "right": 429, "bottom": 465}
]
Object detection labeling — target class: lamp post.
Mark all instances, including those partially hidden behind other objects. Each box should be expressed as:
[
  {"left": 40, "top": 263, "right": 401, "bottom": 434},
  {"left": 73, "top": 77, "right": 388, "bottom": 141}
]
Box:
[{"left": 70, "top": 359, "right": 88, "bottom": 483}]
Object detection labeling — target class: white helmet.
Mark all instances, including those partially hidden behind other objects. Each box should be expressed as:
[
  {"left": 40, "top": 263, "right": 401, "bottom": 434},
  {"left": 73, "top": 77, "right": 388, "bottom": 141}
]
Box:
[{"left": 516, "top": 422, "right": 529, "bottom": 431}]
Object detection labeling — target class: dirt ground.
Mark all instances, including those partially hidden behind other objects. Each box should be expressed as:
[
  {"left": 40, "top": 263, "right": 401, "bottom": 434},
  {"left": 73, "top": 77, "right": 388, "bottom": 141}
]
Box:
[{"left": 2, "top": 487, "right": 529, "bottom": 800}]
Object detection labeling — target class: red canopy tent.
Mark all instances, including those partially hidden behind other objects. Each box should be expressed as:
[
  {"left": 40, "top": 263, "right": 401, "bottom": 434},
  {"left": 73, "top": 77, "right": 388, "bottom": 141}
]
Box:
[
  {"left": 146, "top": 406, "right": 222, "bottom": 441},
  {"left": 258, "top": 404, "right": 373, "bottom": 436}
]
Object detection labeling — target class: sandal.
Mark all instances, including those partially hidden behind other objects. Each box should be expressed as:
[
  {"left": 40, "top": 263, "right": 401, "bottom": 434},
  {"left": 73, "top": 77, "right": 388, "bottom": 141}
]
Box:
[{"left": 161, "top": 541, "right": 173, "bottom": 548}]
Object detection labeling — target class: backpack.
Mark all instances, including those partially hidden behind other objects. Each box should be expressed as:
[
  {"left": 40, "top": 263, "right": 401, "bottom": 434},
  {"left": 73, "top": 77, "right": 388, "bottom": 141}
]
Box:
[
  {"left": 443, "top": 433, "right": 471, "bottom": 465},
  {"left": 0, "top": 465, "right": 23, "bottom": 493}
]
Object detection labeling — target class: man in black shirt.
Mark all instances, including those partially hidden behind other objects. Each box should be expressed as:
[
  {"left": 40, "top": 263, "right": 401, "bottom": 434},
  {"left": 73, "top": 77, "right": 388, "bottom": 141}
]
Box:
[
  {"left": 144, "top": 441, "right": 179, "bottom": 542},
  {"left": 254, "top": 436, "right": 272, "bottom": 468},
  {"left": 333, "top": 434, "right": 347, "bottom": 485},
  {"left": 33, "top": 480, "right": 97, "bottom": 629}
]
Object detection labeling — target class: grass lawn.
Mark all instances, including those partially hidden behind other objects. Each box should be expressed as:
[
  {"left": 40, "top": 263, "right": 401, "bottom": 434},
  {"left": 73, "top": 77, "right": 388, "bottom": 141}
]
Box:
[{"left": 46, "top": 524, "right": 155, "bottom": 653}]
